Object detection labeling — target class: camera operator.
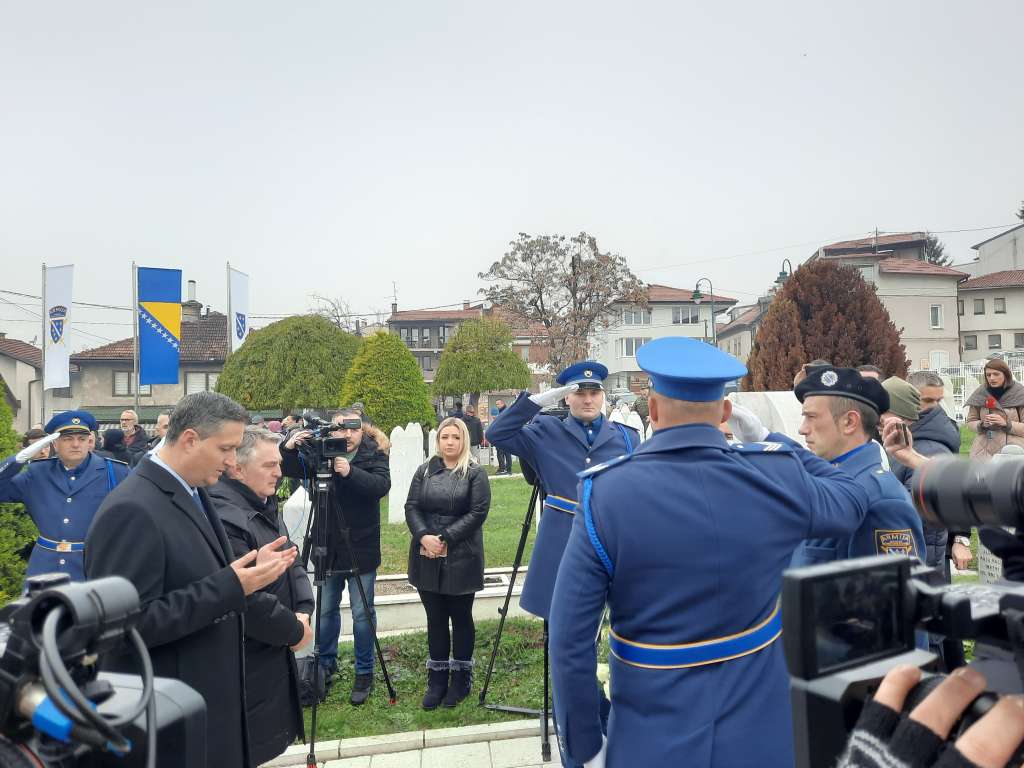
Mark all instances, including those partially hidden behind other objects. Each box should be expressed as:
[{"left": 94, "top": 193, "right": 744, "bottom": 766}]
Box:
[
  {"left": 838, "top": 665, "right": 1024, "bottom": 768},
  {"left": 209, "top": 426, "right": 314, "bottom": 765},
  {"left": 280, "top": 409, "right": 391, "bottom": 705}
]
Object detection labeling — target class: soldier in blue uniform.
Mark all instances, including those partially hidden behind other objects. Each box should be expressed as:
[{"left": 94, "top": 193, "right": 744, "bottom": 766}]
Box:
[
  {"left": 786, "top": 366, "right": 925, "bottom": 566},
  {"left": 486, "top": 361, "right": 640, "bottom": 767},
  {"left": 0, "top": 410, "right": 130, "bottom": 585},
  {"left": 548, "top": 338, "right": 871, "bottom": 768}
]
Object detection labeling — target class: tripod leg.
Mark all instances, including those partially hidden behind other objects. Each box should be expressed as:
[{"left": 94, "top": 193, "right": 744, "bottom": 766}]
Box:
[
  {"left": 350, "top": 565, "right": 398, "bottom": 703},
  {"left": 305, "top": 578, "right": 325, "bottom": 768},
  {"left": 542, "top": 619, "right": 552, "bottom": 762},
  {"left": 479, "top": 483, "right": 540, "bottom": 706}
]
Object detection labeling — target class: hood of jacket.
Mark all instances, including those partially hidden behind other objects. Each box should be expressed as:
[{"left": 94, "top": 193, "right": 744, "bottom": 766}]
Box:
[
  {"left": 208, "top": 475, "right": 278, "bottom": 526},
  {"left": 911, "top": 405, "right": 961, "bottom": 454}
]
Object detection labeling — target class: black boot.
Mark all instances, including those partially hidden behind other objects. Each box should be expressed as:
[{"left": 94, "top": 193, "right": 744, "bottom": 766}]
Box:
[
  {"left": 350, "top": 673, "right": 373, "bottom": 705},
  {"left": 422, "top": 660, "right": 449, "bottom": 710},
  {"left": 442, "top": 659, "right": 474, "bottom": 708}
]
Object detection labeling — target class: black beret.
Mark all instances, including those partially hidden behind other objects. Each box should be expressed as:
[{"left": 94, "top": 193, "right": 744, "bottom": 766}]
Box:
[{"left": 794, "top": 366, "right": 890, "bottom": 414}]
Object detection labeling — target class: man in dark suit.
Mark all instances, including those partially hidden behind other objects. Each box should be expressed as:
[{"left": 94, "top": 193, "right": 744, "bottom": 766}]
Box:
[{"left": 86, "top": 392, "right": 297, "bottom": 767}]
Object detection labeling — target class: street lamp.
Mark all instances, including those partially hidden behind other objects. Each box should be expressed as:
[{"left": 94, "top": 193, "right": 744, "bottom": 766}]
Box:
[
  {"left": 775, "top": 258, "right": 794, "bottom": 288},
  {"left": 691, "top": 277, "right": 717, "bottom": 346}
]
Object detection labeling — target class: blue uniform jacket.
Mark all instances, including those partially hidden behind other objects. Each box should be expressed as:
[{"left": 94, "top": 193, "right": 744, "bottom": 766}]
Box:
[
  {"left": 0, "top": 452, "right": 130, "bottom": 583},
  {"left": 791, "top": 441, "right": 925, "bottom": 567},
  {"left": 485, "top": 391, "right": 640, "bottom": 619},
  {"left": 548, "top": 425, "right": 870, "bottom": 767}
]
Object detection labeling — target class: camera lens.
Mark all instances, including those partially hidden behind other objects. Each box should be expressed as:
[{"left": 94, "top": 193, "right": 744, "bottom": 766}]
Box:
[{"left": 912, "top": 455, "right": 1024, "bottom": 529}]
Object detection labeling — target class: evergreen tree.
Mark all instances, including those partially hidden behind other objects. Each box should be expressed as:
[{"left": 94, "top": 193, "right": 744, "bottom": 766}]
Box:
[
  {"left": 340, "top": 332, "right": 435, "bottom": 435},
  {"left": 1017, "top": 201, "right": 1024, "bottom": 222},
  {"left": 432, "top": 318, "right": 532, "bottom": 407},
  {"left": 0, "top": 398, "right": 37, "bottom": 602},
  {"left": 216, "top": 315, "right": 361, "bottom": 411},
  {"left": 923, "top": 233, "right": 951, "bottom": 266},
  {"left": 743, "top": 260, "right": 909, "bottom": 390}
]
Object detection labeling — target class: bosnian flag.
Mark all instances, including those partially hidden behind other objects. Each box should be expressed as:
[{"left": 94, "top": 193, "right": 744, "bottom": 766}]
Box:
[{"left": 138, "top": 267, "right": 182, "bottom": 385}]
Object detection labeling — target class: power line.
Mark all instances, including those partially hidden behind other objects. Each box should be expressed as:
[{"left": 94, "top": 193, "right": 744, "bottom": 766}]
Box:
[{"left": 0, "top": 295, "right": 114, "bottom": 343}]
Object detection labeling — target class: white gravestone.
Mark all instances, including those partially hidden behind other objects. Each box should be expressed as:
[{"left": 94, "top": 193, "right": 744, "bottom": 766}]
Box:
[{"left": 387, "top": 423, "right": 426, "bottom": 524}]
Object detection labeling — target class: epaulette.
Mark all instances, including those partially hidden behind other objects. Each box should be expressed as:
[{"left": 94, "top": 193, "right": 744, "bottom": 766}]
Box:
[
  {"left": 732, "top": 441, "right": 793, "bottom": 454},
  {"left": 578, "top": 452, "right": 633, "bottom": 479}
]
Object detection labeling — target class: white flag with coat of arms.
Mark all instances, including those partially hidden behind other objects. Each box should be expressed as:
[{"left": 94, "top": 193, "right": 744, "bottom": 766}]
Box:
[
  {"left": 43, "top": 264, "right": 74, "bottom": 389},
  {"left": 228, "top": 266, "right": 250, "bottom": 353}
]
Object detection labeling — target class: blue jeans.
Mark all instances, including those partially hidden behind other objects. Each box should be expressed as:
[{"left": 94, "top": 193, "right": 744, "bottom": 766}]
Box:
[{"left": 318, "top": 569, "right": 377, "bottom": 676}]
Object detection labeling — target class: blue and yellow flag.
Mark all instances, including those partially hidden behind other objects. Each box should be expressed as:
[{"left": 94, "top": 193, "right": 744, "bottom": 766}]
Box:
[{"left": 138, "top": 267, "right": 182, "bottom": 385}]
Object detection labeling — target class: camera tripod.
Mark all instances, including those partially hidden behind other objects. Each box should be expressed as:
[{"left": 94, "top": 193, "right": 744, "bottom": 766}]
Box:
[
  {"left": 301, "top": 457, "right": 397, "bottom": 768},
  {"left": 478, "top": 479, "right": 554, "bottom": 761}
]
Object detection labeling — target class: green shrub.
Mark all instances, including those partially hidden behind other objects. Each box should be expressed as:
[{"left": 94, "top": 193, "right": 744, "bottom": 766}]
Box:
[{"left": 0, "top": 399, "right": 35, "bottom": 602}]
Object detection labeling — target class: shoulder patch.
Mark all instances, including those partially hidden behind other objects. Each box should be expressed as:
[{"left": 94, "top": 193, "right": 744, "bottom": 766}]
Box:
[
  {"left": 578, "top": 453, "right": 633, "bottom": 479},
  {"left": 875, "top": 529, "right": 915, "bottom": 555},
  {"left": 732, "top": 441, "right": 792, "bottom": 454}
]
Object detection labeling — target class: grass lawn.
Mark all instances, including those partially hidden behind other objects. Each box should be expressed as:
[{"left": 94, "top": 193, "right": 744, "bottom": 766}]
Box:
[
  {"left": 378, "top": 472, "right": 537, "bottom": 575},
  {"left": 959, "top": 424, "right": 975, "bottom": 455},
  {"left": 304, "top": 617, "right": 552, "bottom": 740}
]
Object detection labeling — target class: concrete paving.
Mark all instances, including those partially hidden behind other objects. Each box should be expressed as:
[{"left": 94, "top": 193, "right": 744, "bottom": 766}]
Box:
[{"left": 319, "top": 737, "right": 550, "bottom": 768}]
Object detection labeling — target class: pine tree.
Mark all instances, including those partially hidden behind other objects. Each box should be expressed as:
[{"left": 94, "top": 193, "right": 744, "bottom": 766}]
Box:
[
  {"left": 0, "top": 397, "right": 37, "bottom": 602},
  {"left": 432, "top": 318, "right": 532, "bottom": 406},
  {"left": 1017, "top": 201, "right": 1024, "bottom": 222},
  {"left": 924, "top": 234, "right": 951, "bottom": 266},
  {"left": 216, "top": 315, "right": 361, "bottom": 411},
  {"left": 340, "top": 332, "right": 436, "bottom": 435},
  {"left": 743, "top": 260, "right": 909, "bottom": 390}
]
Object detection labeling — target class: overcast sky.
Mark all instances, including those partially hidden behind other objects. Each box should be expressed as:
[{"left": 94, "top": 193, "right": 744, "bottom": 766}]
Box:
[{"left": 1, "top": 1, "right": 1021, "bottom": 351}]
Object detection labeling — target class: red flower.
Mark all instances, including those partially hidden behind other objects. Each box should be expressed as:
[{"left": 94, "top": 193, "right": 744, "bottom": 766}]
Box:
[{"left": 986, "top": 395, "right": 998, "bottom": 410}]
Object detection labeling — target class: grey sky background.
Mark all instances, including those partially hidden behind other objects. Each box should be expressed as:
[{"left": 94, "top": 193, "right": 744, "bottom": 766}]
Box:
[{"left": 1, "top": 1, "right": 1021, "bottom": 351}]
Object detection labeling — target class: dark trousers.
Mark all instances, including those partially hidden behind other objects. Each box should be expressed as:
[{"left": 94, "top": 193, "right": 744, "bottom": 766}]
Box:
[
  {"left": 419, "top": 590, "right": 476, "bottom": 661},
  {"left": 496, "top": 448, "right": 512, "bottom": 472}
]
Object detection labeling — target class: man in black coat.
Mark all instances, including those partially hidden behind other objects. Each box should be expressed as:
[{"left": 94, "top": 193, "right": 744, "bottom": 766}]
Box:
[
  {"left": 463, "top": 405, "right": 486, "bottom": 467},
  {"left": 86, "top": 392, "right": 298, "bottom": 768},
  {"left": 280, "top": 409, "right": 391, "bottom": 705},
  {"left": 210, "top": 426, "right": 314, "bottom": 765}
]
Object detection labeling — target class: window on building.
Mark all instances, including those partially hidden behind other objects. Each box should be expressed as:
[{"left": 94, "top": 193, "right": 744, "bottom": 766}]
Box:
[
  {"left": 1016, "top": 333, "right": 1024, "bottom": 349},
  {"left": 964, "top": 335, "right": 977, "bottom": 351},
  {"left": 854, "top": 264, "right": 875, "bottom": 281},
  {"left": 422, "top": 327, "right": 431, "bottom": 344},
  {"left": 989, "top": 334, "right": 1002, "bottom": 350},
  {"left": 419, "top": 355, "right": 434, "bottom": 372},
  {"left": 929, "top": 305, "right": 943, "bottom": 329},
  {"left": 995, "top": 298, "right": 1007, "bottom": 314},
  {"left": 621, "top": 308, "right": 652, "bottom": 325},
  {"left": 185, "top": 372, "right": 219, "bottom": 394},
  {"left": 672, "top": 306, "right": 699, "bottom": 324},
  {"left": 958, "top": 299, "right": 964, "bottom": 316},
  {"left": 974, "top": 299, "right": 986, "bottom": 315},
  {"left": 410, "top": 327, "right": 420, "bottom": 342},
  {"left": 519, "top": 346, "right": 529, "bottom": 361},
  {"left": 929, "top": 350, "right": 950, "bottom": 370},
  {"left": 113, "top": 371, "right": 151, "bottom": 396},
  {"left": 400, "top": 327, "right": 409, "bottom": 340},
  {"left": 51, "top": 386, "right": 72, "bottom": 398},
  {"left": 616, "top": 337, "right": 651, "bottom": 357}
]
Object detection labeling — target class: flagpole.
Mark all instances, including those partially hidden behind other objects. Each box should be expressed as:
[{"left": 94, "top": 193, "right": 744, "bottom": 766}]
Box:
[
  {"left": 132, "top": 262, "right": 140, "bottom": 414},
  {"left": 40, "top": 263, "right": 47, "bottom": 426},
  {"left": 226, "top": 261, "right": 232, "bottom": 353}
]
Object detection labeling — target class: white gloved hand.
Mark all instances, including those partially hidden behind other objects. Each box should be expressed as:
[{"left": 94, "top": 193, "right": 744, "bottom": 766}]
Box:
[
  {"left": 727, "top": 403, "right": 770, "bottom": 443},
  {"left": 583, "top": 736, "right": 607, "bottom": 768},
  {"left": 529, "top": 384, "right": 578, "bottom": 408},
  {"left": 15, "top": 432, "right": 60, "bottom": 463}
]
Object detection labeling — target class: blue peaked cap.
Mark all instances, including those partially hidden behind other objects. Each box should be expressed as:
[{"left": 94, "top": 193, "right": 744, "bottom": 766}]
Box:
[
  {"left": 45, "top": 410, "right": 97, "bottom": 434},
  {"left": 556, "top": 361, "right": 608, "bottom": 388},
  {"left": 636, "top": 338, "right": 747, "bottom": 402}
]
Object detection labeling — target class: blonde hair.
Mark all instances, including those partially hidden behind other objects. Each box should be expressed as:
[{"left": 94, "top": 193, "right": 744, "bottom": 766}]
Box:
[{"left": 434, "top": 417, "right": 472, "bottom": 475}]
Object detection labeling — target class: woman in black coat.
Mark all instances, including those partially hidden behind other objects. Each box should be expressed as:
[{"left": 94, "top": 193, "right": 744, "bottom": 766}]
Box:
[
  {"left": 405, "top": 416, "right": 491, "bottom": 709},
  {"left": 208, "top": 427, "right": 314, "bottom": 766}
]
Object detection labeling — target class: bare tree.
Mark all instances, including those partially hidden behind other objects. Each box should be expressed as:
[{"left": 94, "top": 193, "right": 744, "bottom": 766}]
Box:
[
  {"left": 310, "top": 294, "right": 357, "bottom": 333},
  {"left": 479, "top": 232, "right": 647, "bottom": 371}
]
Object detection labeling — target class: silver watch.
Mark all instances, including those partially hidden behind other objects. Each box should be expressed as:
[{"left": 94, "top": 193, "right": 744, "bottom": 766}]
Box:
[{"left": 953, "top": 535, "right": 971, "bottom": 548}]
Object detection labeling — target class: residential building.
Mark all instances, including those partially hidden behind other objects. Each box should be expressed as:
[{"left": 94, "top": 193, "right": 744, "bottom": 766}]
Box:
[
  {"left": 716, "top": 297, "right": 772, "bottom": 364},
  {"left": 68, "top": 300, "right": 229, "bottom": 427},
  {"left": 387, "top": 301, "right": 485, "bottom": 384},
  {"left": 956, "top": 270, "right": 1024, "bottom": 361},
  {"left": 0, "top": 334, "right": 44, "bottom": 433},
  {"left": 590, "top": 283, "right": 737, "bottom": 394},
  {"left": 960, "top": 224, "right": 1024, "bottom": 277},
  {"left": 811, "top": 233, "right": 968, "bottom": 370}
]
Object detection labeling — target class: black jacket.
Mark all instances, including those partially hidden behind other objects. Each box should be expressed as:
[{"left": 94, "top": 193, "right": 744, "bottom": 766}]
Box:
[
  {"left": 123, "top": 425, "right": 150, "bottom": 461},
  {"left": 463, "top": 415, "right": 484, "bottom": 446},
  {"left": 280, "top": 435, "right": 391, "bottom": 573},
  {"left": 208, "top": 477, "right": 314, "bottom": 766},
  {"left": 85, "top": 458, "right": 252, "bottom": 767},
  {"left": 405, "top": 457, "right": 490, "bottom": 595}
]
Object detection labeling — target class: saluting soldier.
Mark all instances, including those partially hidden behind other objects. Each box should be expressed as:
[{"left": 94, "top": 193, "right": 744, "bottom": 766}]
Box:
[
  {"left": 486, "top": 360, "right": 640, "bottom": 767},
  {"left": 548, "top": 339, "right": 870, "bottom": 767},
  {"left": 0, "top": 410, "right": 130, "bottom": 586}
]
